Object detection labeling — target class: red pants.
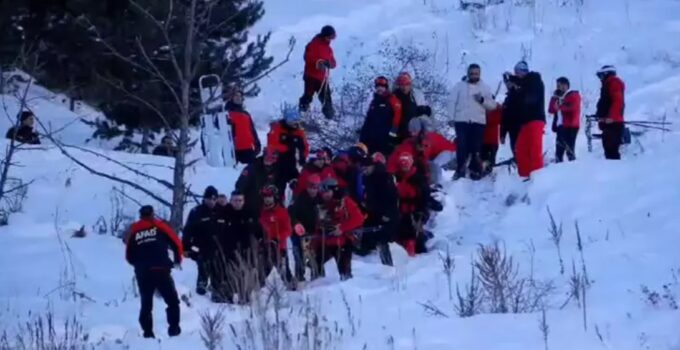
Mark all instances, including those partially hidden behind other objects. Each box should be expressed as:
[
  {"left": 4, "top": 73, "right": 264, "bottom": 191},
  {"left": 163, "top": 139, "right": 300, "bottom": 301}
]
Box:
[{"left": 515, "top": 121, "right": 545, "bottom": 177}]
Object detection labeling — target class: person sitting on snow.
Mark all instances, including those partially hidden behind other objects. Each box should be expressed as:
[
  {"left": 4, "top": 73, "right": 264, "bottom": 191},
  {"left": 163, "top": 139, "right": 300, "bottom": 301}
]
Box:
[{"left": 6, "top": 111, "right": 40, "bottom": 145}]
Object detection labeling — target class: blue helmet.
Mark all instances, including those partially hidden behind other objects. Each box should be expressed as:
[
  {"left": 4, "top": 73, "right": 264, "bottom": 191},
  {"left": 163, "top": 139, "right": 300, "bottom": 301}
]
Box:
[{"left": 283, "top": 107, "right": 301, "bottom": 124}]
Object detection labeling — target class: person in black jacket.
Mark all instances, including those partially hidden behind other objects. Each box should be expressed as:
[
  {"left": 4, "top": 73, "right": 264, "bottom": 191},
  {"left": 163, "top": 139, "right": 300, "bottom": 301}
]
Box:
[
  {"left": 6, "top": 111, "right": 40, "bottom": 145},
  {"left": 125, "top": 205, "right": 183, "bottom": 338},
  {"left": 152, "top": 136, "right": 177, "bottom": 157},
  {"left": 213, "top": 191, "right": 260, "bottom": 303},
  {"left": 182, "top": 186, "right": 227, "bottom": 297},
  {"left": 288, "top": 174, "right": 322, "bottom": 281},
  {"left": 502, "top": 62, "right": 546, "bottom": 178},
  {"left": 392, "top": 72, "right": 432, "bottom": 143},
  {"left": 359, "top": 154, "right": 398, "bottom": 266},
  {"left": 360, "top": 76, "right": 403, "bottom": 155},
  {"left": 234, "top": 150, "right": 286, "bottom": 214}
]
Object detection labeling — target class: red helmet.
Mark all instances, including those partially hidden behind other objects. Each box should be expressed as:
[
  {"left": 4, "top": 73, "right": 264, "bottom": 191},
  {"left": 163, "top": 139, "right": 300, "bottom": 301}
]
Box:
[{"left": 260, "top": 185, "right": 278, "bottom": 198}]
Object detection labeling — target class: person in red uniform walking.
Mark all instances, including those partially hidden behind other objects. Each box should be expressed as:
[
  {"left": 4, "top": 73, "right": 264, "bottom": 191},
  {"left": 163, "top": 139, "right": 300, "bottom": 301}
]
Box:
[
  {"left": 548, "top": 77, "right": 581, "bottom": 162},
  {"left": 299, "top": 25, "right": 337, "bottom": 119},
  {"left": 313, "top": 178, "right": 364, "bottom": 281},
  {"left": 508, "top": 61, "right": 546, "bottom": 179},
  {"left": 259, "top": 185, "right": 293, "bottom": 284},
  {"left": 595, "top": 65, "right": 625, "bottom": 160},
  {"left": 481, "top": 104, "right": 502, "bottom": 173},
  {"left": 225, "top": 85, "right": 261, "bottom": 164},
  {"left": 125, "top": 205, "right": 183, "bottom": 339}
]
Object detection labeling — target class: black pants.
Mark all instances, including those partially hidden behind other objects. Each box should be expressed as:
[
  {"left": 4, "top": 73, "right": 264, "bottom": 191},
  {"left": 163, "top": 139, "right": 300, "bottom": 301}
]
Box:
[
  {"left": 290, "top": 234, "right": 306, "bottom": 281},
  {"left": 601, "top": 123, "right": 623, "bottom": 160},
  {"left": 136, "top": 269, "right": 180, "bottom": 334},
  {"left": 299, "top": 76, "right": 333, "bottom": 116},
  {"left": 262, "top": 243, "right": 293, "bottom": 284},
  {"left": 313, "top": 243, "right": 353, "bottom": 280},
  {"left": 235, "top": 149, "right": 257, "bottom": 164},
  {"left": 454, "top": 122, "right": 486, "bottom": 176},
  {"left": 480, "top": 143, "right": 499, "bottom": 172},
  {"left": 555, "top": 127, "right": 579, "bottom": 162}
]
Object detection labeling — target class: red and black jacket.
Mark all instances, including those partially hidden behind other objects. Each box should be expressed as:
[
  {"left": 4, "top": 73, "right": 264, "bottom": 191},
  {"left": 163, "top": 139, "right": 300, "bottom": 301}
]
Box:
[
  {"left": 226, "top": 101, "right": 261, "bottom": 152},
  {"left": 125, "top": 218, "right": 183, "bottom": 271},
  {"left": 315, "top": 196, "right": 364, "bottom": 247},
  {"left": 303, "top": 35, "right": 337, "bottom": 82},
  {"left": 548, "top": 90, "right": 581, "bottom": 129},
  {"left": 596, "top": 76, "right": 625, "bottom": 123},
  {"left": 395, "top": 167, "right": 429, "bottom": 215},
  {"left": 260, "top": 204, "right": 293, "bottom": 250},
  {"left": 294, "top": 162, "right": 335, "bottom": 197}
]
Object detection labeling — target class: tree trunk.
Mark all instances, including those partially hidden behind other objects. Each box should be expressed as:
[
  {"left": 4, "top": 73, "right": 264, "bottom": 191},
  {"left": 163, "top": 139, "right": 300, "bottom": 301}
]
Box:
[
  {"left": 140, "top": 127, "right": 150, "bottom": 154},
  {"left": 168, "top": 0, "right": 197, "bottom": 232}
]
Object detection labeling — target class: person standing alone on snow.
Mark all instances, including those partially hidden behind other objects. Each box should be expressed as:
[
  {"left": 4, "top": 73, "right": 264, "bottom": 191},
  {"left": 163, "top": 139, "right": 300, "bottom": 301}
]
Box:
[
  {"left": 595, "top": 65, "right": 625, "bottom": 160},
  {"left": 508, "top": 61, "right": 546, "bottom": 179},
  {"left": 125, "top": 205, "right": 183, "bottom": 338},
  {"left": 224, "top": 85, "right": 261, "bottom": 164},
  {"left": 447, "top": 64, "right": 498, "bottom": 180},
  {"left": 299, "top": 25, "right": 337, "bottom": 119},
  {"left": 549, "top": 77, "right": 581, "bottom": 162}
]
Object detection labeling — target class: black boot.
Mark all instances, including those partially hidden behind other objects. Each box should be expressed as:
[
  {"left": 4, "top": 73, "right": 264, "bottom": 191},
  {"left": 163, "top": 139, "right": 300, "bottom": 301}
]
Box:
[
  {"left": 143, "top": 330, "right": 155, "bottom": 339},
  {"left": 168, "top": 325, "right": 181, "bottom": 337},
  {"left": 378, "top": 243, "right": 393, "bottom": 266},
  {"left": 322, "top": 104, "right": 335, "bottom": 119}
]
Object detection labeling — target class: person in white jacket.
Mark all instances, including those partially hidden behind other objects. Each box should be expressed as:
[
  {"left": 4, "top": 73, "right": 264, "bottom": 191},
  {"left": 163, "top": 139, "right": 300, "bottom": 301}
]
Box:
[{"left": 447, "top": 64, "right": 498, "bottom": 180}]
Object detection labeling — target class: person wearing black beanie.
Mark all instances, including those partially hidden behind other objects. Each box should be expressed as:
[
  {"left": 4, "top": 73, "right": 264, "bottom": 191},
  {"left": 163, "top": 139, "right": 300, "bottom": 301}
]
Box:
[{"left": 299, "top": 25, "right": 338, "bottom": 119}]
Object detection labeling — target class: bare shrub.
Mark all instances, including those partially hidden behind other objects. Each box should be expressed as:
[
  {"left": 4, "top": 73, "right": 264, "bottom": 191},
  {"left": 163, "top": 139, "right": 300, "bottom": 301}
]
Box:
[
  {"left": 455, "top": 261, "right": 483, "bottom": 318},
  {"left": 0, "top": 311, "right": 91, "bottom": 350},
  {"left": 475, "top": 241, "right": 554, "bottom": 314},
  {"left": 641, "top": 268, "right": 680, "bottom": 310},
  {"left": 200, "top": 307, "right": 227, "bottom": 350},
  {"left": 439, "top": 245, "right": 456, "bottom": 300},
  {"left": 306, "top": 38, "right": 450, "bottom": 150},
  {"left": 546, "top": 207, "right": 565, "bottom": 275}
]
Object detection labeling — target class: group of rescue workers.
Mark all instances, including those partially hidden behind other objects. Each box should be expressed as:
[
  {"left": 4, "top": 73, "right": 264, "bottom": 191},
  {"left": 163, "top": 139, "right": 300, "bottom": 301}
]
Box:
[{"left": 121, "top": 25, "right": 627, "bottom": 338}]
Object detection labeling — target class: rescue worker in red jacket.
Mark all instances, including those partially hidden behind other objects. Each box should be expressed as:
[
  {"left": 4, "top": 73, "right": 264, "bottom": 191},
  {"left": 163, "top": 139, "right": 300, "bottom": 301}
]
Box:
[
  {"left": 387, "top": 117, "right": 456, "bottom": 185},
  {"left": 259, "top": 185, "right": 293, "bottom": 284},
  {"left": 313, "top": 178, "right": 364, "bottom": 281},
  {"left": 392, "top": 72, "right": 432, "bottom": 142},
  {"left": 299, "top": 25, "right": 337, "bottom": 119},
  {"left": 548, "top": 77, "right": 581, "bottom": 162},
  {"left": 482, "top": 104, "right": 503, "bottom": 173},
  {"left": 266, "top": 107, "right": 310, "bottom": 185},
  {"left": 225, "top": 86, "right": 261, "bottom": 164},
  {"left": 294, "top": 149, "right": 335, "bottom": 198},
  {"left": 360, "top": 76, "right": 403, "bottom": 155},
  {"left": 595, "top": 65, "right": 625, "bottom": 160},
  {"left": 394, "top": 153, "right": 430, "bottom": 257},
  {"left": 125, "top": 205, "right": 183, "bottom": 339}
]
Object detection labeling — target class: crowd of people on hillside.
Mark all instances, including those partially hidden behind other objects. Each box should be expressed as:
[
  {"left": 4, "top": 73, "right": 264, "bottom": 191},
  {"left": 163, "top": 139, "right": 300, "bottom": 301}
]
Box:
[{"left": 122, "top": 24, "right": 628, "bottom": 339}]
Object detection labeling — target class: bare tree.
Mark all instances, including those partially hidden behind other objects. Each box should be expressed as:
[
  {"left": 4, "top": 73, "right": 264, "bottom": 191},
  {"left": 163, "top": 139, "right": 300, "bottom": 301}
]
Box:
[{"left": 33, "top": 0, "right": 294, "bottom": 231}]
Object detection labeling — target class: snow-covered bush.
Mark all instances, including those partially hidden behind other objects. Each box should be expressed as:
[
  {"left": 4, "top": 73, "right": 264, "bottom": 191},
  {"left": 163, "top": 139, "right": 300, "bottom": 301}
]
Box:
[{"left": 306, "top": 38, "right": 450, "bottom": 150}]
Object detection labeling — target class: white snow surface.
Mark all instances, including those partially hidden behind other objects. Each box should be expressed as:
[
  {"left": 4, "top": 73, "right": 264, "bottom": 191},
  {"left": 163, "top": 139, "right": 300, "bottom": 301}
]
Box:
[{"left": 1, "top": 0, "right": 680, "bottom": 349}]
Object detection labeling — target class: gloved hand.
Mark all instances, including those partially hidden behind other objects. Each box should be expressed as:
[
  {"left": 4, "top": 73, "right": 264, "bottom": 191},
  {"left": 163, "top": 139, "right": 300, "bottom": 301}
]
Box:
[
  {"left": 298, "top": 157, "right": 306, "bottom": 167},
  {"left": 289, "top": 179, "right": 298, "bottom": 191},
  {"left": 389, "top": 127, "right": 399, "bottom": 144},
  {"left": 316, "top": 59, "right": 331, "bottom": 70},
  {"left": 473, "top": 93, "right": 484, "bottom": 104},
  {"left": 294, "top": 223, "right": 306, "bottom": 236},
  {"left": 551, "top": 119, "right": 558, "bottom": 133}
]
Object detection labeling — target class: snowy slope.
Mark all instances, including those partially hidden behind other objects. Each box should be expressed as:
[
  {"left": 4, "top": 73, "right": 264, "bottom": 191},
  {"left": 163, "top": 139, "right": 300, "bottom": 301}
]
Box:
[{"left": 1, "top": 0, "right": 680, "bottom": 349}]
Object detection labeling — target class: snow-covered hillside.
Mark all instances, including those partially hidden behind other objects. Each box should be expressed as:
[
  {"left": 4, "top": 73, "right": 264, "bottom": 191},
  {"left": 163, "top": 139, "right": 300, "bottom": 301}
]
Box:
[{"left": 1, "top": 0, "right": 680, "bottom": 349}]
